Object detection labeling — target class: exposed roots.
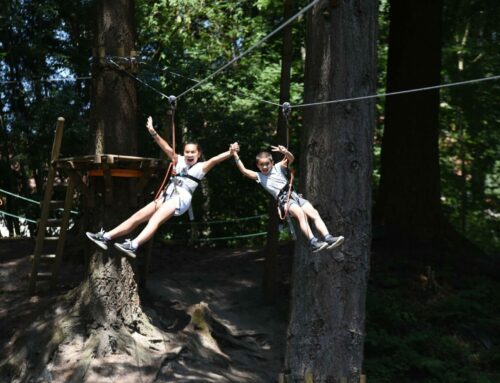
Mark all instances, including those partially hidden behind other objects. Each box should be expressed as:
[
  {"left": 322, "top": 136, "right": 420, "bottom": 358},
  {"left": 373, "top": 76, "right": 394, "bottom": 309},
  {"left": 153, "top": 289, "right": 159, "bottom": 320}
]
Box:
[{"left": 1, "top": 292, "right": 273, "bottom": 383}]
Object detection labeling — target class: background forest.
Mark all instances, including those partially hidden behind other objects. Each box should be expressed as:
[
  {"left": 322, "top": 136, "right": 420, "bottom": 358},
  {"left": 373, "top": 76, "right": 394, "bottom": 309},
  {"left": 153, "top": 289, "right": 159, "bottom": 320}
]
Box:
[{"left": 1, "top": 0, "right": 499, "bottom": 382}]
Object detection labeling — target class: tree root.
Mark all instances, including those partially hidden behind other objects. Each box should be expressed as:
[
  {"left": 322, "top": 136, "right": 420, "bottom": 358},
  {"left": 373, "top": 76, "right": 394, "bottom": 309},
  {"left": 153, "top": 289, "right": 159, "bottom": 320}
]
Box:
[{"left": 0, "top": 295, "right": 273, "bottom": 383}]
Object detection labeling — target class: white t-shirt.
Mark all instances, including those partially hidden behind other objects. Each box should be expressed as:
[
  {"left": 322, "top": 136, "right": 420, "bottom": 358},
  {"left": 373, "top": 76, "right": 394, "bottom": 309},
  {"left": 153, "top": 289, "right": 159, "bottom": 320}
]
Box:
[
  {"left": 256, "top": 163, "right": 289, "bottom": 199},
  {"left": 163, "top": 155, "right": 206, "bottom": 215}
]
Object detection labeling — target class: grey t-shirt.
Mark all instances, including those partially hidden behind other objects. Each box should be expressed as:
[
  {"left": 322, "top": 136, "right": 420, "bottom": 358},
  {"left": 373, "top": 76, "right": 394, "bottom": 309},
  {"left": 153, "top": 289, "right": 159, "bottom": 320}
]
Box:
[{"left": 256, "top": 163, "right": 289, "bottom": 199}]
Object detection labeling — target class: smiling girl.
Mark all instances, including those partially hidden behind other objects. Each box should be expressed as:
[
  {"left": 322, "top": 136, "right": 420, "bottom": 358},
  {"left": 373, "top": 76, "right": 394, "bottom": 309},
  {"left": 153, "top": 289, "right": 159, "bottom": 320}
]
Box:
[{"left": 86, "top": 116, "right": 238, "bottom": 258}]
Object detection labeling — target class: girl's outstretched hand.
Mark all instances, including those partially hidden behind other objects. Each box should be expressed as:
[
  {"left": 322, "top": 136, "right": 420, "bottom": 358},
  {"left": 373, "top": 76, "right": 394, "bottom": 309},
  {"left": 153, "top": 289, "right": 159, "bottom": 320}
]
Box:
[{"left": 146, "top": 116, "right": 156, "bottom": 134}]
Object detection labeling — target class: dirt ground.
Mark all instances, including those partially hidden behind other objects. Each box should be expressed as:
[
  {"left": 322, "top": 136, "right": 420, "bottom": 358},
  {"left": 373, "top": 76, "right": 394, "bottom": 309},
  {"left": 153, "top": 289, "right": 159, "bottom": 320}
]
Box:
[{"left": 0, "top": 238, "right": 292, "bottom": 382}]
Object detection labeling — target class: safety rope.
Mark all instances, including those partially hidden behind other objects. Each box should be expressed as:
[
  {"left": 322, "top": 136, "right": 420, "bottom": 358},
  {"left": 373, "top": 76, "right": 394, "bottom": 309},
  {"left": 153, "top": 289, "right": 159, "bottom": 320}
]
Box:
[
  {"left": 0, "top": 210, "right": 37, "bottom": 224},
  {"left": 163, "top": 213, "right": 268, "bottom": 225},
  {"left": 161, "top": 231, "right": 268, "bottom": 243},
  {"left": 192, "top": 231, "right": 268, "bottom": 242},
  {"left": 154, "top": 96, "right": 178, "bottom": 205},
  {"left": 0, "top": 188, "right": 41, "bottom": 205},
  {"left": 0, "top": 188, "right": 78, "bottom": 215}
]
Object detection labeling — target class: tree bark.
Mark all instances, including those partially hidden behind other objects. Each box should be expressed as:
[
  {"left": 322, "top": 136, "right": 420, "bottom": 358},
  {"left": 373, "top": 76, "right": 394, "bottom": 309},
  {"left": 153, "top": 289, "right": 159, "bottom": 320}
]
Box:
[
  {"left": 83, "top": 0, "right": 141, "bottom": 334},
  {"left": 375, "top": 0, "right": 443, "bottom": 240},
  {"left": 285, "top": 1, "right": 377, "bottom": 381}
]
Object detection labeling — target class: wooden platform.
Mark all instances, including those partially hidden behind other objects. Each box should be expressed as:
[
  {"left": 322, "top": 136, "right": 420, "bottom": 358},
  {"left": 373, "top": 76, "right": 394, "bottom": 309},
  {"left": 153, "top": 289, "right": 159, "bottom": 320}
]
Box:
[{"left": 54, "top": 154, "right": 168, "bottom": 170}]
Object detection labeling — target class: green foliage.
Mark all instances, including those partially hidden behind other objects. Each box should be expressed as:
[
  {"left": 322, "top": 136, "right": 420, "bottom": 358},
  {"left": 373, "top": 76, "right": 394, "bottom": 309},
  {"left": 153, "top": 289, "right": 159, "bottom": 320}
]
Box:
[
  {"left": 1, "top": 0, "right": 498, "bottom": 254},
  {"left": 374, "top": 0, "right": 500, "bottom": 254},
  {"left": 134, "top": 0, "right": 306, "bottom": 243},
  {"left": 365, "top": 258, "right": 500, "bottom": 383},
  {"left": 438, "top": 0, "right": 500, "bottom": 254}
]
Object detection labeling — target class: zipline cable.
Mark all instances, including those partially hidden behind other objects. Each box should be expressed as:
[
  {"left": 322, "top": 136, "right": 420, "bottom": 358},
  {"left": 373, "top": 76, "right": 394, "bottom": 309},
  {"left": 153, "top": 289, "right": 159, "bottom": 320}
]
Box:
[
  {"left": 109, "top": 59, "right": 170, "bottom": 100},
  {"left": 110, "top": 54, "right": 500, "bottom": 110},
  {"left": 292, "top": 74, "right": 500, "bottom": 108},
  {"left": 0, "top": 76, "right": 91, "bottom": 85},
  {"left": 112, "top": 55, "right": 282, "bottom": 107},
  {"left": 176, "top": 0, "right": 321, "bottom": 99}
]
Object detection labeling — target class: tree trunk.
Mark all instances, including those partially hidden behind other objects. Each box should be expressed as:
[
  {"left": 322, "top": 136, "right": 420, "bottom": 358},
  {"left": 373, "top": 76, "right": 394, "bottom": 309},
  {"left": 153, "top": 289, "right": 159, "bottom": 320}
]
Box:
[
  {"left": 285, "top": 1, "right": 377, "bottom": 381},
  {"left": 375, "top": 0, "right": 443, "bottom": 241},
  {"left": 81, "top": 0, "right": 141, "bottom": 331},
  {"left": 263, "top": 0, "right": 294, "bottom": 302}
]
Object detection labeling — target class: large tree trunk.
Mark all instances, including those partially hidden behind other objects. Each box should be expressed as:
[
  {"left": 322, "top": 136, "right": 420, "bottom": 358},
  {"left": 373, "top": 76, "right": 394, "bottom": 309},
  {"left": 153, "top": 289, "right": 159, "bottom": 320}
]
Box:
[
  {"left": 375, "top": 0, "right": 443, "bottom": 240},
  {"left": 78, "top": 0, "right": 139, "bottom": 328},
  {"left": 285, "top": 1, "right": 377, "bottom": 381},
  {"left": 79, "top": 0, "right": 145, "bottom": 338}
]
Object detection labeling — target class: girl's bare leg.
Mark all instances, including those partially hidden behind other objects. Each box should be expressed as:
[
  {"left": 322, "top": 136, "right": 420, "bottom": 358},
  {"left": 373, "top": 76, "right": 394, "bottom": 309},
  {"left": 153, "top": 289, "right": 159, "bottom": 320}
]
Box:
[
  {"left": 301, "top": 202, "right": 329, "bottom": 238},
  {"left": 106, "top": 198, "right": 163, "bottom": 240},
  {"left": 132, "top": 199, "right": 177, "bottom": 246},
  {"left": 289, "top": 204, "right": 314, "bottom": 240}
]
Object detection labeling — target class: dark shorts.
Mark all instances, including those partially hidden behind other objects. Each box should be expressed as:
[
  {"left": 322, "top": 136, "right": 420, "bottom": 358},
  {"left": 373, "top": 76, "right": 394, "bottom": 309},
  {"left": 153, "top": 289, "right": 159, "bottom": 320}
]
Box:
[{"left": 277, "top": 189, "right": 309, "bottom": 217}]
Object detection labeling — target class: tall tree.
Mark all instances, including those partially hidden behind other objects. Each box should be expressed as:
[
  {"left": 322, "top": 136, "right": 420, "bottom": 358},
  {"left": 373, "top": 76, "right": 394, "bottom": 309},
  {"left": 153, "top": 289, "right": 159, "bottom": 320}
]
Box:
[
  {"left": 78, "top": 0, "right": 150, "bottom": 352},
  {"left": 375, "top": 0, "right": 443, "bottom": 240},
  {"left": 285, "top": 0, "right": 377, "bottom": 381}
]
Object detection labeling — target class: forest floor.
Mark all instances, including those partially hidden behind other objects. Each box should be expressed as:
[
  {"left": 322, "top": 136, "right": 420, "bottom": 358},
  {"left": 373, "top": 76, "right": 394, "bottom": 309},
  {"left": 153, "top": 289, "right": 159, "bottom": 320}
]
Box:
[
  {"left": 0, "top": 237, "right": 499, "bottom": 382},
  {"left": 0, "top": 238, "right": 292, "bottom": 382}
]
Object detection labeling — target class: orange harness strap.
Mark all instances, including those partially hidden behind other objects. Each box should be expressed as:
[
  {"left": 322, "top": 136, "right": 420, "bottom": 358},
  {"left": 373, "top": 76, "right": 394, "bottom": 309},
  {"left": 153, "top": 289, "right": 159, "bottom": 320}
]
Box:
[
  {"left": 278, "top": 102, "right": 294, "bottom": 221},
  {"left": 154, "top": 96, "right": 178, "bottom": 203}
]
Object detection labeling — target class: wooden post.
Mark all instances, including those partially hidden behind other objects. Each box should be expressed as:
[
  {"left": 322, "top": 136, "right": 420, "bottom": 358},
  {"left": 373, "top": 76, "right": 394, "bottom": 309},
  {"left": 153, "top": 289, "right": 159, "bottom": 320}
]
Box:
[
  {"left": 103, "top": 164, "right": 113, "bottom": 205},
  {"left": 51, "top": 118, "right": 65, "bottom": 163},
  {"left": 130, "top": 50, "right": 138, "bottom": 73},
  {"left": 29, "top": 117, "right": 65, "bottom": 293},
  {"left": 117, "top": 45, "right": 125, "bottom": 58},
  {"left": 51, "top": 176, "right": 76, "bottom": 287},
  {"left": 98, "top": 46, "right": 106, "bottom": 64}
]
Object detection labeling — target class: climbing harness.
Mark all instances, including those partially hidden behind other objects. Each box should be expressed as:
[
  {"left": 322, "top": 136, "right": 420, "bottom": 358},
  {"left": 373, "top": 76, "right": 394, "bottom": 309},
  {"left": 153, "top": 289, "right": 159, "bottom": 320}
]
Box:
[{"left": 153, "top": 96, "right": 198, "bottom": 220}]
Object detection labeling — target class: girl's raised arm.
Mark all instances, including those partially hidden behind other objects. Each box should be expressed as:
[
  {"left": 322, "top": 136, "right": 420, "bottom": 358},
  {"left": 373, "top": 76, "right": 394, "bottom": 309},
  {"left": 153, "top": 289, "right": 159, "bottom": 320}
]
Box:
[
  {"left": 147, "top": 116, "right": 175, "bottom": 160},
  {"left": 202, "top": 142, "right": 240, "bottom": 174}
]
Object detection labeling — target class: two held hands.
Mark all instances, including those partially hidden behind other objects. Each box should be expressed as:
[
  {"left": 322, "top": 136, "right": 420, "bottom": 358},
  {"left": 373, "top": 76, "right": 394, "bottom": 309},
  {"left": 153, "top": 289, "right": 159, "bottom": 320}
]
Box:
[
  {"left": 230, "top": 143, "right": 289, "bottom": 157},
  {"left": 229, "top": 142, "right": 240, "bottom": 156}
]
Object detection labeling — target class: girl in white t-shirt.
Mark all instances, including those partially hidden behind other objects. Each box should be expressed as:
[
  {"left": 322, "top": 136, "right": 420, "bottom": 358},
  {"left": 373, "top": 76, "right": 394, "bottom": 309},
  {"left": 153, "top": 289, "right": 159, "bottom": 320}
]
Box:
[{"left": 86, "top": 116, "right": 238, "bottom": 258}]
